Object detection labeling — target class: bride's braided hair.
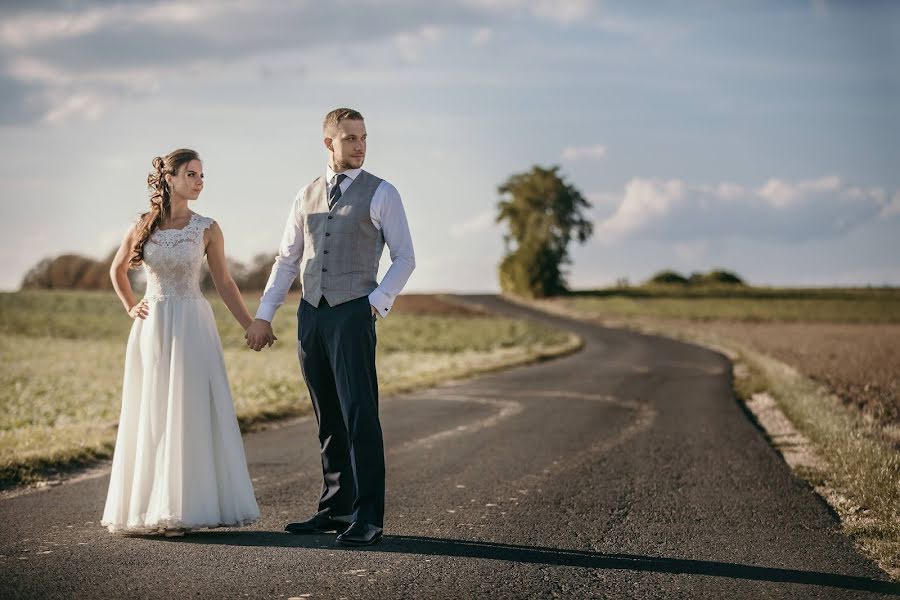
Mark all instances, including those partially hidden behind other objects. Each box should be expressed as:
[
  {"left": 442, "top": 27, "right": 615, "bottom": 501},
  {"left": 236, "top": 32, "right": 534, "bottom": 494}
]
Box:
[{"left": 129, "top": 149, "right": 200, "bottom": 267}]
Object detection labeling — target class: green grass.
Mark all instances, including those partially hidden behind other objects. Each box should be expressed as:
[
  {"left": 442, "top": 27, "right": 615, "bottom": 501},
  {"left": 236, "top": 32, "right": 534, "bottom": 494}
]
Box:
[
  {"left": 561, "top": 286, "right": 900, "bottom": 322},
  {"left": 736, "top": 347, "right": 900, "bottom": 579},
  {"left": 0, "top": 290, "right": 577, "bottom": 489}
]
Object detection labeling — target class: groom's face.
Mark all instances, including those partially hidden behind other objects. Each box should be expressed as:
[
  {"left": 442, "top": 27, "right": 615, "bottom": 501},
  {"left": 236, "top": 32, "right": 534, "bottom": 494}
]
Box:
[{"left": 326, "top": 118, "right": 367, "bottom": 171}]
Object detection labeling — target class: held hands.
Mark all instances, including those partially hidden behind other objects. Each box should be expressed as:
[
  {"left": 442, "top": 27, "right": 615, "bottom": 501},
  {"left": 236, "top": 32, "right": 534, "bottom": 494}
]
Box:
[
  {"left": 243, "top": 308, "right": 374, "bottom": 352},
  {"left": 245, "top": 319, "right": 277, "bottom": 352},
  {"left": 128, "top": 299, "right": 149, "bottom": 320}
]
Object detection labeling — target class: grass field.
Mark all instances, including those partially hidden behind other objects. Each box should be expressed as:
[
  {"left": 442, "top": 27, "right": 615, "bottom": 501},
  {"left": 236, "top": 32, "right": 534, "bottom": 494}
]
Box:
[
  {"left": 564, "top": 286, "right": 900, "bottom": 322},
  {"left": 0, "top": 290, "right": 577, "bottom": 489},
  {"left": 527, "top": 285, "right": 900, "bottom": 578}
]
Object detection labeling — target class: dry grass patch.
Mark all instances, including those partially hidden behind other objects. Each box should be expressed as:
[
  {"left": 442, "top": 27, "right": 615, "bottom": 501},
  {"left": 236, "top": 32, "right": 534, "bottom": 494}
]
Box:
[{"left": 0, "top": 290, "right": 577, "bottom": 489}]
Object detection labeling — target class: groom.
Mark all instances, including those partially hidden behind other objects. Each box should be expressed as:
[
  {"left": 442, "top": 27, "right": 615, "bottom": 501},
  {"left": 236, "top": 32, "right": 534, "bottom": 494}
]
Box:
[{"left": 245, "top": 108, "right": 415, "bottom": 545}]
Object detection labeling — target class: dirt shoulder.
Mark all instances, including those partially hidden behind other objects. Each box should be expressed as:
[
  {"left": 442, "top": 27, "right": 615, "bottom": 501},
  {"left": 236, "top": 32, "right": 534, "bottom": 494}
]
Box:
[
  {"left": 691, "top": 320, "right": 899, "bottom": 430},
  {"left": 512, "top": 294, "right": 900, "bottom": 580}
]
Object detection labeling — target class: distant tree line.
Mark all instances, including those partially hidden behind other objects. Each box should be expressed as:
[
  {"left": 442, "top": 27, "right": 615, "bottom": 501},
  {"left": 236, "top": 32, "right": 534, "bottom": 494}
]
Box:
[
  {"left": 21, "top": 250, "right": 123, "bottom": 290},
  {"left": 645, "top": 269, "right": 745, "bottom": 286},
  {"left": 20, "top": 250, "right": 297, "bottom": 292}
]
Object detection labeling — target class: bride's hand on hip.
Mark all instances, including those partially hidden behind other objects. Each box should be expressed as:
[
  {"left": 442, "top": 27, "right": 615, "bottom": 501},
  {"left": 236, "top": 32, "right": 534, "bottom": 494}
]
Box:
[{"left": 128, "top": 299, "right": 149, "bottom": 320}]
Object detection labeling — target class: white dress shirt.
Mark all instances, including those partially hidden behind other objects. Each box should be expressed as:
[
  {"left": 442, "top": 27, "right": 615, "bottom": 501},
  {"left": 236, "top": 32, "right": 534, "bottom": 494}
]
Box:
[{"left": 256, "top": 166, "right": 416, "bottom": 322}]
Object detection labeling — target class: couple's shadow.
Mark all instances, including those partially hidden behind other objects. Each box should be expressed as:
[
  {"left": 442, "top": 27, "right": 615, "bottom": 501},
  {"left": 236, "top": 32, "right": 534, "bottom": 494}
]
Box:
[{"left": 162, "top": 530, "right": 899, "bottom": 595}]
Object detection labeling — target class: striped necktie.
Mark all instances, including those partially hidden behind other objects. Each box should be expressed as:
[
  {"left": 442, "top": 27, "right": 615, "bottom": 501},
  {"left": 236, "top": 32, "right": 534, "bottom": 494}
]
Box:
[{"left": 328, "top": 174, "right": 348, "bottom": 209}]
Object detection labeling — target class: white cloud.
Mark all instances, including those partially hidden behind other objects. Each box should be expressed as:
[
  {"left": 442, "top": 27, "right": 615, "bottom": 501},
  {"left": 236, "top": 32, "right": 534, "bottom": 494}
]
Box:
[
  {"left": 42, "top": 92, "right": 106, "bottom": 124},
  {"left": 531, "top": 0, "right": 597, "bottom": 24},
  {"left": 595, "top": 175, "right": 892, "bottom": 243},
  {"left": 5, "top": 56, "right": 162, "bottom": 124},
  {"left": 758, "top": 174, "right": 841, "bottom": 209},
  {"left": 463, "top": 0, "right": 599, "bottom": 24},
  {"left": 561, "top": 144, "right": 607, "bottom": 161},
  {"left": 8, "top": 56, "right": 161, "bottom": 90},
  {"left": 471, "top": 27, "right": 493, "bottom": 46},
  {"left": 880, "top": 191, "right": 900, "bottom": 219},
  {"left": 0, "top": 8, "right": 110, "bottom": 48},
  {"left": 450, "top": 210, "right": 497, "bottom": 238},
  {"left": 6, "top": 56, "right": 71, "bottom": 85},
  {"left": 393, "top": 25, "right": 444, "bottom": 62},
  {"left": 0, "top": 0, "right": 610, "bottom": 124},
  {"left": 598, "top": 178, "right": 684, "bottom": 237},
  {"left": 134, "top": 1, "right": 235, "bottom": 26},
  {"left": 0, "top": 1, "right": 247, "bottom": 49}
]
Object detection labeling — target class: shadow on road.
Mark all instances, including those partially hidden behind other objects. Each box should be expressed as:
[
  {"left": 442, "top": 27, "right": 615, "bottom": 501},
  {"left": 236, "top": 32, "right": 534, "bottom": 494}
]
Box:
[{"left": 169, "top": 531, "right": 900, "bottom": 595}]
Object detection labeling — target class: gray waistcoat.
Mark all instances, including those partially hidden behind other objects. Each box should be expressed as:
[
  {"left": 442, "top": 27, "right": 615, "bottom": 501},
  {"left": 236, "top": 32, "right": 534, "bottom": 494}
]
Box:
[{"left": 299, "top": 170, "right": 385, "bottom": 307}]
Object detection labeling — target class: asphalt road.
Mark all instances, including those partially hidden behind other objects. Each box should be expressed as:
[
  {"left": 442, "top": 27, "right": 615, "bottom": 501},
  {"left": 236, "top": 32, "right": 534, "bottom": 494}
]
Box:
[{"left": 2, "top": 294, "right": 897, "bottom": 599}]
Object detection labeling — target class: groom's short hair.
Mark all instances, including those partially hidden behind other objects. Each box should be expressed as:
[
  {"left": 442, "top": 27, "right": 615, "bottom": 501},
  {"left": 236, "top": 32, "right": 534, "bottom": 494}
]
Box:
[{"left": 323, "top": 108, "right": 364, "bottom": 133}]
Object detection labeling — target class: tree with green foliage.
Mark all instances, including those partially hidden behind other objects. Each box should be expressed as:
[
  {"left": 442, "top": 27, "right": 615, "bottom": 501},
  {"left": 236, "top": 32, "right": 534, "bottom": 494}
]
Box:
[
  {"left": 648, "top": 270, "right": 690, "bottom": 285},
  {"left": 647, "top": 268, "right": 746, "bottom": 287},
  {"left": 496, "top": 166, "right": 592, "bottom": 297},
  {"left": 689, "top": 269, "right": 745, "bottom": 286}
]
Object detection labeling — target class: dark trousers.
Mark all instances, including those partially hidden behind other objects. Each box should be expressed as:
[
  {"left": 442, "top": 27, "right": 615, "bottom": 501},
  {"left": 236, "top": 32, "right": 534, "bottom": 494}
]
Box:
[{"left": 297, "top": 295, "right": 384, "bottom": 527}]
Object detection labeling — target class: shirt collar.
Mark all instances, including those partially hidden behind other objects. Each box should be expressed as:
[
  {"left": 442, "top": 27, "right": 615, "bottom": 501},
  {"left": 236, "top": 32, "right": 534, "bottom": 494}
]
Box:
[{"left": 326, "top": 165, "right": 361, "bottom": 184}]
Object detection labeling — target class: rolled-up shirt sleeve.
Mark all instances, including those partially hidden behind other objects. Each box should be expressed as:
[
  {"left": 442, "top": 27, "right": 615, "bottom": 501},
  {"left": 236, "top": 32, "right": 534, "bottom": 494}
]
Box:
[
  {"left": 368, "top": 181, "right": 415, "bottom": 318},
  {"left": 256, "top": 188, "right": 305, "bottom": 323}
]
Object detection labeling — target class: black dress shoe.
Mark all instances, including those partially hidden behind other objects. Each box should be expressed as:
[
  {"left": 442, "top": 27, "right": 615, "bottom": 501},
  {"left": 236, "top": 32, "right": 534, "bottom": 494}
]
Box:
[
  {"left": 335, "top": 521, "right": 383, "bottom": 546},
  {"left": 284, "top": 511, "right": 352, "bottom": 534}
]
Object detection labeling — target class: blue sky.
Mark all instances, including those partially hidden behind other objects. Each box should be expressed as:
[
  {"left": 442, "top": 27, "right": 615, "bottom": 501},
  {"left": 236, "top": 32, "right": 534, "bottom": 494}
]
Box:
[{"left": 1, "top": 0, "right": 898, "bottom": 292}]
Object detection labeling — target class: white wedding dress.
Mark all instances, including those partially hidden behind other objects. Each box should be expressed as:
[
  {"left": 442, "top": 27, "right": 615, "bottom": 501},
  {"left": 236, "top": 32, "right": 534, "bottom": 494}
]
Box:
[{"left": 102, "top": 213, "right": 260, "bottom": 534}]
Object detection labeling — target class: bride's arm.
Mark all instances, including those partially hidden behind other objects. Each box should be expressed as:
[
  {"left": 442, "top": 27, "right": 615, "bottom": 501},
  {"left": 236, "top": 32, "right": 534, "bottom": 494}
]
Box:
[
  {"left": 205, "top": 221, "right": 256, "bottom": 332},
  {"left": 110, "top": 225, "right": 148, "bottom": 320}
]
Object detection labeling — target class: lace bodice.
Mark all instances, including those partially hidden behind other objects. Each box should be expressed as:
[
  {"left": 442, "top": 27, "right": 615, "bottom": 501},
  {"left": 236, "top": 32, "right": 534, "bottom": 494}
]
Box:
[{"left": 143, "top": 213, "right": 214, "bottom": 301}]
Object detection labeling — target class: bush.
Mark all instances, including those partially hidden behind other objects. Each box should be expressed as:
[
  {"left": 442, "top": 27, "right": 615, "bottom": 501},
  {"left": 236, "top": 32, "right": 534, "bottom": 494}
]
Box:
[
  {"left": 499, "top": 245, "right": 566, "bottom": 298},
  {"left": 22, "top": 250, "right": 142, "bottom": 291},
  {"left": 21, "top": 254, "right": 107, "bottom": 290},
  {"left": 689, "top": 269, "right": 746, "bottom": 286},
  {"left": 21, "top": 248, "right": 299, "bottom": 293},
  {"left": 648, "top": 270, "right": 690, "bottom": 285},
  {"left": 648, "top": 269, "right": 746, "bottom": 287}
]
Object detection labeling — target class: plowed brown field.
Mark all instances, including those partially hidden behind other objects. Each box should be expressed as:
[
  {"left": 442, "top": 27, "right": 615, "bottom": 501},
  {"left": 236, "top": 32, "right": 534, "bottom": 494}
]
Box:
[{"left": 701, "top": 321, "right": 900, "bottom": 426}]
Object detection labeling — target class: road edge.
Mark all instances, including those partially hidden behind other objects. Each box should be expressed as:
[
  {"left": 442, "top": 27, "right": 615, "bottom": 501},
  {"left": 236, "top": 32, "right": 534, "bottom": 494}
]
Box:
[{"left": 503, "top": 293, "right": 900, "bottom": 581}]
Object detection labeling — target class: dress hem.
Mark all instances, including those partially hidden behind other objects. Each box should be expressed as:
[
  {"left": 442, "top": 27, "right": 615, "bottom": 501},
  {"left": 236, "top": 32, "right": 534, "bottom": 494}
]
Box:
[{"left": 102, "top": 515, "right": 259, "bottom": 535}]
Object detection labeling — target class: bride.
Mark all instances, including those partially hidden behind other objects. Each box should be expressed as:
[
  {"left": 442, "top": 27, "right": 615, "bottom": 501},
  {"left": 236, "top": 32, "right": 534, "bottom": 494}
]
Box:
[{"left": 102, "top": 149, "right": 262, "bottom": 536}]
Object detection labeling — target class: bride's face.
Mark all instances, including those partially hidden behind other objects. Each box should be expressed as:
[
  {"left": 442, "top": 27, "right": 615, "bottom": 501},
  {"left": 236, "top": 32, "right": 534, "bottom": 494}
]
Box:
[{"left": 168, "top": 159, "right": 204, "bottom": 200}]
